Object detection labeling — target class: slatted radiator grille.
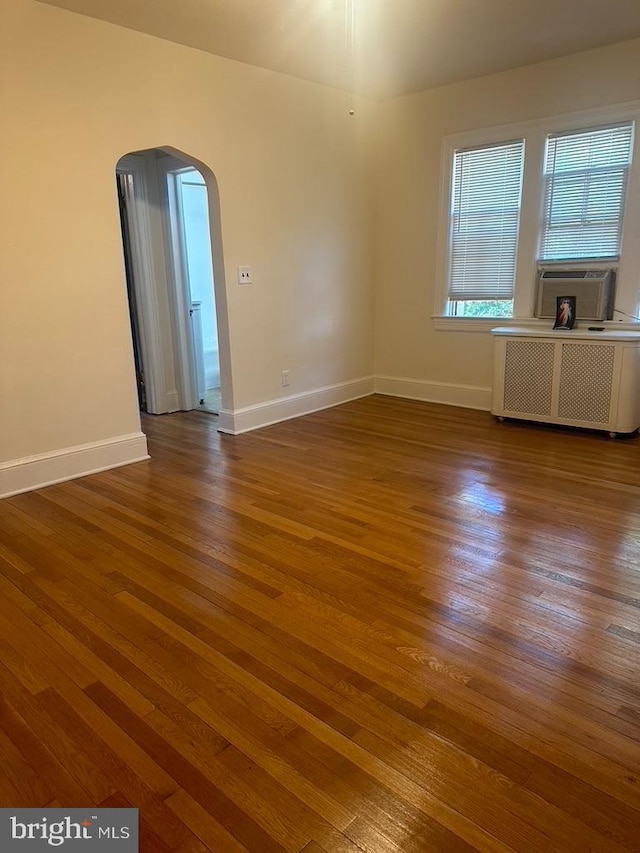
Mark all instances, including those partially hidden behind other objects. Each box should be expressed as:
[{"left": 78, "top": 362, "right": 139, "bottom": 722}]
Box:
[
  {"left": 558, "top": 343, "right": 615, "bottom": 423},
  {"left": 504, "top": 340, "right": 555, "bottom": 415}
]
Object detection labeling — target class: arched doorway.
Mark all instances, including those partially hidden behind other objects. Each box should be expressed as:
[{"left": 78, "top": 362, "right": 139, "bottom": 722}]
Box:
[{"left": 116, "top": 147, "right": 232, "bottom": 418}]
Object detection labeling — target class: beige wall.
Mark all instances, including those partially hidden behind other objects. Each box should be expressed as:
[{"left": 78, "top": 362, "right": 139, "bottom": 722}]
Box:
[
  {"left": 0, "top": 0, "right": 374, "bottom": 464},
  {"left": 374, "top": 38, "right": 640, "bottom": 396},
  {"left": 3, "top": 0, "right": 640, "bottom": 480}
]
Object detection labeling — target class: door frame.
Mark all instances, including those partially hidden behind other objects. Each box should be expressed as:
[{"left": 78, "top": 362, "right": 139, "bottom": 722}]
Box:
[{"left": 161, "top": 158, "right": 201, "bottom": 412}]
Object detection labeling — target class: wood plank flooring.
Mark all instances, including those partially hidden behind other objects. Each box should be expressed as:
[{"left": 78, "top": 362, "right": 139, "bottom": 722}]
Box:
[{"left": 1, "top": 394, "right": 639, "bottom": 851}]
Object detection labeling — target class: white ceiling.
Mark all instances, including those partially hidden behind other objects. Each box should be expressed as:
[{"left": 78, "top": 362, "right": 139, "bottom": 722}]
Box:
[{"left": 36, "top": 0, "right": 640, "bottom": 99}]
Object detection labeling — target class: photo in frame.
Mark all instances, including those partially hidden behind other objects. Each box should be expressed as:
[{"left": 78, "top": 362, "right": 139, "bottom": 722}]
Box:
[{"left": 553, "top": 295, "right": 576, "bottom": 330}]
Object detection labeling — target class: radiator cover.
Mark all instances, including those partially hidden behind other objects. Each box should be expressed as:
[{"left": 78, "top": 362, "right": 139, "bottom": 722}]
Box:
[{"left": 492, "top": 328, "right": 640, "bottom": 435}]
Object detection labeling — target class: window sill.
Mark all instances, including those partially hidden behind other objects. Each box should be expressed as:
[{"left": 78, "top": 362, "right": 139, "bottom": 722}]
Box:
[
  {"left": 432, "top": 316, "right": 548, "bottom": 332},
  {"left": 432, "top": 316, "right": 640, "bottom": 332}
]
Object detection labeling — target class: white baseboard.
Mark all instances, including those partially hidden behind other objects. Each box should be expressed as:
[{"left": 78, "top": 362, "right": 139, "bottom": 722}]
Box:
[
  {"left": 217, "top": 376, "right": 375, "bottom": 435},
  {"left": 0, "top": 432, "right": 149, "bottom": 499},
  {"left": 1, "top": 378, "right": 487, "bottom": 497},
  {"left": 375, "top": 375, "right": 491, "bottom": 411}
]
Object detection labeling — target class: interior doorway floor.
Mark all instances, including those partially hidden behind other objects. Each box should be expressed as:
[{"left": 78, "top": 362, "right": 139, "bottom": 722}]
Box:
[{"left": 200, "top": 387, "right": 221, "bottom": 414}]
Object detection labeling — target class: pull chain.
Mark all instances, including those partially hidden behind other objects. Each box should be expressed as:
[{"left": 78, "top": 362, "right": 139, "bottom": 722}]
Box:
[{"left": 345, "top": 0, "right": 355, "bottom": 115}]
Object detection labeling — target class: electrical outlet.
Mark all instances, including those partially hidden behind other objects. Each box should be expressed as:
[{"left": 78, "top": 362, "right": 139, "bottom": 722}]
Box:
[
  {"left": 238, "top": 266, "right": 253, "bottom": 284},
  {"left": 281, "top": 370, "right": 290, "bottom": 387}
]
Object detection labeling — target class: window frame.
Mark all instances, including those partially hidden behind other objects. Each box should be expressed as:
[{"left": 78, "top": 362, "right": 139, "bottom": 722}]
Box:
[
  {"left": 433, "top": 100, "right": 640, "bottom": 331},
  {"left": 539, "top": 122, "right": 634, "bottom": 264},
  {"left": 448, "top": 138, "right": 525, "bottom": 304}
]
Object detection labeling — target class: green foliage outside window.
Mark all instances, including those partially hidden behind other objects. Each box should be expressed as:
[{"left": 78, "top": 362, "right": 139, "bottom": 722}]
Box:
[{"left": 449, "top": 300, "right": 513, "bottom": 318}]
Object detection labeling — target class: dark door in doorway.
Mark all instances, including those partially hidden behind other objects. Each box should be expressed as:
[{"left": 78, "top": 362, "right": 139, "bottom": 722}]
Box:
[{"left": 116, "top": 174, "right": 147, "bottom": 412}]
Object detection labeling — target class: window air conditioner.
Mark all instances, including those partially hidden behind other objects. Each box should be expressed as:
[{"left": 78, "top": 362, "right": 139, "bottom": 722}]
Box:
[{"left": 535, "top": 269, "right": 615, "bottom": 321}]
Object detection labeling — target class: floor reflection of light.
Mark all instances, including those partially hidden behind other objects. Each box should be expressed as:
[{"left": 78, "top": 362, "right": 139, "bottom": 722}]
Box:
[
  {"left": 616, "top": 526, "right": 640, "bottom": 563},
  {"left": 454, "top": 480, "right": 506, "bottom": 516}
]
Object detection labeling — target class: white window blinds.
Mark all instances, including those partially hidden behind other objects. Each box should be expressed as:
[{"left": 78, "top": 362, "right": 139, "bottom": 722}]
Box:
[
  {"left": 539, "top": 123, "right": 634, "bottom": 262},
  {"left": 448, "top": 140, "right": 524, "bottom": 301}
]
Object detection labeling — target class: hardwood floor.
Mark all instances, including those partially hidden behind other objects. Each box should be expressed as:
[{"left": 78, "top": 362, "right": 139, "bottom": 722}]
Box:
[{"left": 1, "top": 394, "right": 639, "bottom": 852}]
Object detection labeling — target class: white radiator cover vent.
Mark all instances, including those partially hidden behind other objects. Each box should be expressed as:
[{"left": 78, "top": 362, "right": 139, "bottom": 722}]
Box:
[
  {"left": 557, "top": 343, "right": 615, "bottom": 423},
  {"left": 504, "top": 340, "right": 554, "bottom": 416},
  {"left": 536, "top": 269, "right": 615, "bottom": 321}
]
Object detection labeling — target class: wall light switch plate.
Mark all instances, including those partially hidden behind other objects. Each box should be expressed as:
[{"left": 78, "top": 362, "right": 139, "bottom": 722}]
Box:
[{"left": 238, "top": 266, "right": 253, "bottom": 284}]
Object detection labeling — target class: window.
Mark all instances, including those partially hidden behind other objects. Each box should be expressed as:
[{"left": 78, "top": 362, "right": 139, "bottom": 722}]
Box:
[
  {"left": 438, "top": 109, "right": 638, "bottom": 321},
  {"left": 447, "top": 140, "right": 524, "bottom": 316},
  {"left": 539, "top": 123, "right": 633, "bottom": 263}
]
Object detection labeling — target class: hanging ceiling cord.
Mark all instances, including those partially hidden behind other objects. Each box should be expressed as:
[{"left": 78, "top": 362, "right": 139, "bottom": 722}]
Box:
[{"left": 345, "top": 0, "right": 355, "bottom": 114}]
